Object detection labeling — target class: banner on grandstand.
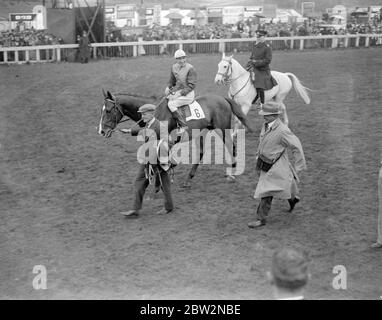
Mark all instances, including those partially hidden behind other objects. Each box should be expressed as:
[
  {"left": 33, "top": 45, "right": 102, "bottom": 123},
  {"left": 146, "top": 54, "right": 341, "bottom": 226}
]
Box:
[
  {"left": 153, "top": 5, "right": 161, "bottom": 24},
  {"left": 117, "top": 5, "right": 135, "bottom": 19},
  {"left": 301, "top": 2, "right": 315, "bottom": 16},
  {"left": 9, "top": 13, "right": 36, "bottom": 22}
]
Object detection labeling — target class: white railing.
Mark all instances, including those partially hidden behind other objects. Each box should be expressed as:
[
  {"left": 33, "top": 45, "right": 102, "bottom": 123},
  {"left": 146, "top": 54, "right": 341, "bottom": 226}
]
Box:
[{"left": 1, "top": 34, "right": 382, "bottom": 64}]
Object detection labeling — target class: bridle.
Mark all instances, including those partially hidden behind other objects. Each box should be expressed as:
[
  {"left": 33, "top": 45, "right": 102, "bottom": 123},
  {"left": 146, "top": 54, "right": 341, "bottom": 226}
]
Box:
[
  {"left": 105, "top": 98, "right": 130, "bottom": 124},
  {"left": 218, "top": 58, "right": 251, "bottom": 99},
  {"left": 217, "top": 58, "right": 234, "bottom": 84},
  {"left": 101, "top": 98, "right": 133, "bottom": 137}
]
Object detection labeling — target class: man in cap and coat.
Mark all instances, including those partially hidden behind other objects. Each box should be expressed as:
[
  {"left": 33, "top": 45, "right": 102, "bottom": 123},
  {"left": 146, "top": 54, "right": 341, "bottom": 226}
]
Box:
[
  {"left": 268, "top": 248, "right": 310, "bottom": 300},
  {"left": 120, "top": 104, "right": 174, "bottom": 217},
  {"left": 248, "top": 101, "right": 306, "bottom": 228},
  {"left": 246, "top": 29, "right": 277, "bottom": 108},
  {"left": 165, "top": 49, "right": 197, "bottom": 132},
  {"left": 79, "top": 30, "right": 91, "bottom": 63}
]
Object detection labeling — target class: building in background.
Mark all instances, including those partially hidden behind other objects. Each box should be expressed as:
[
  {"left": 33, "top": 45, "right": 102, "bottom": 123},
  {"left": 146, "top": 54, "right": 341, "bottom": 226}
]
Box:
[
  {"left": 207, "top": 7, "right": 223, "bottom": 24},
  {"left": 223, "top": 6, "right": 244, "bottom": 25},
  {"left": 327, "top": 5, "right": 347, "bottom": 27}
]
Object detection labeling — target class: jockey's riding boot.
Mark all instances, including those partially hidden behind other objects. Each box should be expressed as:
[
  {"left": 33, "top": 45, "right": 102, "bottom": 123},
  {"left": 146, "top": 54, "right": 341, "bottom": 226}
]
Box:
[{"left": 171, "top": 110, "right": 188, "bottom": 132}]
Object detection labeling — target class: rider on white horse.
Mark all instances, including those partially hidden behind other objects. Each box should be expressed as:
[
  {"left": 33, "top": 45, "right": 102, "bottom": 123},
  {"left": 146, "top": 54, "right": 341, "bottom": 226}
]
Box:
[
  {"left": 215, "top": 54, "right": 311, "bottom": 126},
  {"left": 165, "top": 49, "right": 197, "bottom": 131},
  {"left": 245, "top": 29, "right": 278, "bottom": 108}
]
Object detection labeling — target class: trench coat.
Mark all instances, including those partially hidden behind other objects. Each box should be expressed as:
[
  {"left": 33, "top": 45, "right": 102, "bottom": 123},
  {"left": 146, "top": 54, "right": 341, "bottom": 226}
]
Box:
[
  {"left": 254, "top": 118, "right": 306, "bottom": 199},
  {"left": 246, "top": 41, "right": 277, "bottom": 90},
  {"left": 378, "top": 165, "right": 382, "bottom": 243},
  {"left": 79, "top": 34, "right": 90, "bottom": 61}
]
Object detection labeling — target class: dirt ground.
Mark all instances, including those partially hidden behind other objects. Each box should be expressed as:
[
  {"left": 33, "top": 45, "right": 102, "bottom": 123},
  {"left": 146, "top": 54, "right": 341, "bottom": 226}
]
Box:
[{"left": 0, "top": 47, "right": 381, "bottom": 300}]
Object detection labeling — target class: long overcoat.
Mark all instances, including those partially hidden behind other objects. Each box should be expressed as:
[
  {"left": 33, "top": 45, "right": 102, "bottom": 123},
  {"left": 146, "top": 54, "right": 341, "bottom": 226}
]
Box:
[
  {"left": 79, "top": 35, "right": 90, "bottom": 60},
  {"left": 254, "top": 118, "right": 306, "bottom": 199},
  {"left": 246, "top": 41, "right": 277, "bottom": 90}
]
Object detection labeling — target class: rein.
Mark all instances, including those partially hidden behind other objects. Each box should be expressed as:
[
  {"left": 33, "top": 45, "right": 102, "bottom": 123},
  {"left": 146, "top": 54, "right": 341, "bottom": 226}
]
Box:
[
  {"left": 218, "top": 59, "right": 251, "bottom": 99},
  {"left": 228, "top": 75, "right": 251, "bottom": 99},
  {"left": 219, "top": 59, "right": 251, "bottom": 99}
]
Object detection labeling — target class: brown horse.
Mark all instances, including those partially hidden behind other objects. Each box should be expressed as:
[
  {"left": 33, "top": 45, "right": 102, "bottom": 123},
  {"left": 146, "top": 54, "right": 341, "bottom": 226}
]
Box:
[{"left": 98, "top": 90, "right": 253, "bottom": 187}]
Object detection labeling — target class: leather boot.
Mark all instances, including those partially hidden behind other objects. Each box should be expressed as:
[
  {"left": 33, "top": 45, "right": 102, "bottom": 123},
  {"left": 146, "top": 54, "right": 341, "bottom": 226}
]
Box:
[{"left": 171, "top": 109, "right": 188, "bottom": 130}]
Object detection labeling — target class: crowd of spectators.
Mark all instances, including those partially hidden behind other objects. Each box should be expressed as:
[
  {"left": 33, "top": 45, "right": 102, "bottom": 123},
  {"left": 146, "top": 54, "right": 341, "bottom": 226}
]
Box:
[
  {"left": 1, "top": 17, "right": 381, "bottom": 48},
  {"left": 106, "top": 17, "right": 382, "bottom": 43},
  {"left": 0, "top": 27, "right": 63, "bottom": 47}
]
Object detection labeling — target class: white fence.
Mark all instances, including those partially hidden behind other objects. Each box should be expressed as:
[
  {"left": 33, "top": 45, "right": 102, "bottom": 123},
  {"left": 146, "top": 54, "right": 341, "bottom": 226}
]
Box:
[{"left": 1, "top": 34, "right": 382, "bottom": 64}]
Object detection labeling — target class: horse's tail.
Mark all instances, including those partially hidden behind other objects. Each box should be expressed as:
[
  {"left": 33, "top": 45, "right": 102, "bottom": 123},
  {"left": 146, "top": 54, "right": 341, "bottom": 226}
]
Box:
[
  {"left": 284, "top": 72, "right": 311, "bottom": 104},
  {"left": 224, "top": 97, "right": 254, "bottom": 133}
]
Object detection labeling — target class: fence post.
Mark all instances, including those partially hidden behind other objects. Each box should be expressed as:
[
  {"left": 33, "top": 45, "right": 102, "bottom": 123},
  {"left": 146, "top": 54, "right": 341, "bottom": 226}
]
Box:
[
  {"left": 218, "top": 41, "right": 225, "bottom": 53},
  {"left": 344, "top": 36, "right": 349, "bottom": 48},
  {"left": 290, "top": 38, "right": 294, "bottom": 50},
  {"left": 93, "top": 46, "right": 97, "bottom": 59},
  {"left": 179, "top": 43, "right": 183, "bottom": 50},
  {"left": 4, "top": 51, "right": 7, "bottom": 63},
  {"left": 25, "top": 49, "right": 30, "bottom": 62},
  {"left": 57, "top": 47, "right": 61, "bottom": 62},
  {"left": 332, "top": 36, "right": 338, "bottom": 48},
  {"left": 299, "top": 39, "right": 304, "bottom": 50},
  {"left": 15, "top": 50, "right": 19, "bottom": 63},
  {"left": 133, "top": 45, "right": 137, "bottom": 57},
  {"left": 365, "top": 36, "right": 370, "bottom": 47},
  {"left": 36, "top": 49, "right": 40, "bottom": 61},
  {"left": 355, "top": 35, "right": 360, "bottom": 47}
]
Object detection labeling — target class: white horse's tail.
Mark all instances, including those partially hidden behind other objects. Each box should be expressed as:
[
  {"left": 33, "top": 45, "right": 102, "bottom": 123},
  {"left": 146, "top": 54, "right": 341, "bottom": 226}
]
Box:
[{"left": 284, "top": 73, "right": 311, "bottom": 105}]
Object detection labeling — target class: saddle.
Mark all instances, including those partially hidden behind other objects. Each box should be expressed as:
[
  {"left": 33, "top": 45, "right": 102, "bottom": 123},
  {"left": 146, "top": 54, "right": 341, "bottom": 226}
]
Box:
[{"left": 179, "top": 100, "right": 206, "bottom": 122}]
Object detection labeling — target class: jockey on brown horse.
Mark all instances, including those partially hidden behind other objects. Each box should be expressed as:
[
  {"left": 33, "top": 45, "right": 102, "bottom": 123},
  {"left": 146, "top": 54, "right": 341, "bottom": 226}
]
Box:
[{"left": 165, "top": 49, "right": 196, "bottom": 132}]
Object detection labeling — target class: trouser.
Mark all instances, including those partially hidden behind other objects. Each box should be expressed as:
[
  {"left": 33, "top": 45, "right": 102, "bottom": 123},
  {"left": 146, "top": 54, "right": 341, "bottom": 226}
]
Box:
[
  {"left": 257, "top": 89, "right": 265, "bottom": 104},
  {"left": 251, "top": 87, "right": 264, "bottom": 105},
  {"left": 378, "top": 166, "right": 382, "bottom": 243},
  {"left": 256, "top": 179, "right": 299, "bottom": 221},
  {"left": 167, "top": 90, "right": 194, "bottom": 112},
  {"left": 133, "top": 164, "right": 173, "bottom": 211}
]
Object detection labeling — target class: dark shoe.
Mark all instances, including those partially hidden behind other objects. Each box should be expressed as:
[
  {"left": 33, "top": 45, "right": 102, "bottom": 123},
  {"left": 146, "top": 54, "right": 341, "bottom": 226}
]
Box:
[
  {"left": 288, "top": 197, "right": 300, "bottom": 212},
  {"left": 120, "top": 209, "right": 139, "bottom": 217},
  {"left": 248, "top": 219, "right": 266, "bottom": 228},
  {"left": 156, "top": 208, "right": 173, "bottom": 215},
  {"left": 370, "top": 242, "right": 382, "bottom": 249}
]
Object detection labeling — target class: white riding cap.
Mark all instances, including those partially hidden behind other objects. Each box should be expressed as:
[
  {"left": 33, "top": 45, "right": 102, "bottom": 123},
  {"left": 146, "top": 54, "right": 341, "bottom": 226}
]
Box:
[{"left": 174, "top": 49, "right": 187, "bottom": 59}]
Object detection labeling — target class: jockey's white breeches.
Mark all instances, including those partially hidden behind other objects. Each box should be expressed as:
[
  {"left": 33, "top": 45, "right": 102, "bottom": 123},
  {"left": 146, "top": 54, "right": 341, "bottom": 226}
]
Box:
[{"left": 167, "top": 90, "right": 195, "bottom": 112}]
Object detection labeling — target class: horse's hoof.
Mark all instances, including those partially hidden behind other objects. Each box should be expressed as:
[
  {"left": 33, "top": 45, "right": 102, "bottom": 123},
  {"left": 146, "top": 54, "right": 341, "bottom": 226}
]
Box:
[{"left": 226, "top": 175, "right": 236, "bottom": 182}]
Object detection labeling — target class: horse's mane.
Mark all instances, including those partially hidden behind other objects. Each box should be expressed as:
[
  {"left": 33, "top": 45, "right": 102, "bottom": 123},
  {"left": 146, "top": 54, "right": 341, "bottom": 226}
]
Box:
[{"left": 114, "top": 92, "right": 159, "bottom": 101}]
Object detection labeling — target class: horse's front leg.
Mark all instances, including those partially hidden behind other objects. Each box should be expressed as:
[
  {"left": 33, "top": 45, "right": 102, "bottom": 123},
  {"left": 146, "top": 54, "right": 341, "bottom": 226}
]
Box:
[
  {"left": 224, "top": 128, "right": 238, "bottom": 182},
  {"left": 182, "top": 137, "right": 204, "bottom": 188}
]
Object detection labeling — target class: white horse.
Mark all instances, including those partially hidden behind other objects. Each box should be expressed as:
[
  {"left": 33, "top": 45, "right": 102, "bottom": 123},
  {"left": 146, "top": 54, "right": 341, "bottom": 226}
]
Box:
[{"left": 214, "top": 52, "right": 311, "bottom": 126}]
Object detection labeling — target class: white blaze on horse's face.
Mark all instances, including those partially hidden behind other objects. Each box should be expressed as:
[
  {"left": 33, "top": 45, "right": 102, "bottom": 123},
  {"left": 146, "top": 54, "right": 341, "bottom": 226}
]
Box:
[{"left": 98, "top": 105, "right": 105, "bottom": 135}]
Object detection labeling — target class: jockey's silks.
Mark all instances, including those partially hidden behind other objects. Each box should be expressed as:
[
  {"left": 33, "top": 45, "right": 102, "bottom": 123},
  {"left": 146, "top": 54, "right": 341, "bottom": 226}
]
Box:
[{"left": 170, "top": 62, "right": 195, "bottom": 91}]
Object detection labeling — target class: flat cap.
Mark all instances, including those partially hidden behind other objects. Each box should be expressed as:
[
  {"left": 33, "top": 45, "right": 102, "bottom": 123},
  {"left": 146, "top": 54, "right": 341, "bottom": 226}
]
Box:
[
  {"left": 259, "top": 101, "right": 282, "bottom": 116},
  {"left": 138, "top": 104, "right": 156, "bottom": 113}
]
